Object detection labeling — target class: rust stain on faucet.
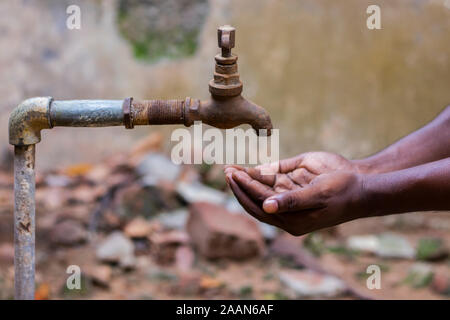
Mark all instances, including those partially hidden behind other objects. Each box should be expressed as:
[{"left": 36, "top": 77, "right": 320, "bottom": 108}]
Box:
[{"left": 128, "top": 25, "right": 273, "bottom": 135}]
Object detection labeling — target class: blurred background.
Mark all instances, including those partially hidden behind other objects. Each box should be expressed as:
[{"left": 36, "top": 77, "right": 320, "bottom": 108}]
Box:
[{"left": 0, "top": 0, "right": 449, "bottom": 299}]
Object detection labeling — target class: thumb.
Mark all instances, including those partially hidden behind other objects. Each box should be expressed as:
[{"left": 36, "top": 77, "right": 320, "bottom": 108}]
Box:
[{"left": 263, "top": 186, "right": 322, "bottom": 213}]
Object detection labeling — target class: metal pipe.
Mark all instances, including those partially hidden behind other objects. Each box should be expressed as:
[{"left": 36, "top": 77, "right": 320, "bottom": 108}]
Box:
[
  {"left": 8, "top": 25, "right": 273, "bottom": 300},
  {"left": 14, "top": 145, "right": 36, "bottom": 300},
  {"left": 50, "top": 100, "right": 123, "bottom": 127}
]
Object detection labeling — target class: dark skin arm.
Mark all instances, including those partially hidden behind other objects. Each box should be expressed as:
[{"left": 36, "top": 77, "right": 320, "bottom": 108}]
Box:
[
  {"left": 225, "top": 158, "right": 450, "bottom": 236},
  {"left": 224, "top": 105, "right": 450, "bottom": 236},
  {"left": 224, "top": 105, "right": 450, "bottom": 186},
  {"left": 354, "top": 105, "right": 450, "bottom": 173}
]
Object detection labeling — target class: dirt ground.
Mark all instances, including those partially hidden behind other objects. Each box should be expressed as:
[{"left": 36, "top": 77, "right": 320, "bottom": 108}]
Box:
[{"left": 0, "top": 137, "right": 448, "bottom": 300}]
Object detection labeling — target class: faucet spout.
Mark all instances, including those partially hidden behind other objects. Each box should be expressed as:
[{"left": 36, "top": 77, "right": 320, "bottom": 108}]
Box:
[
  {"left": 195, "top": 96, "right": 273, "bottom": 135},
  {"left": 194, "top": 24, "right": 273, "bottom": 135}
]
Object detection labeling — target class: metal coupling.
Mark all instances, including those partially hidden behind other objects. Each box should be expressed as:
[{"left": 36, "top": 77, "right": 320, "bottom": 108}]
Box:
[{"left": 123, "top": 97, "right": 134, "bottom": 129}]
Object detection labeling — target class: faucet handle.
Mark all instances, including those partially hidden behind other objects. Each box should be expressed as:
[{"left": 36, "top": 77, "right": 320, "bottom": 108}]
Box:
[
  {"left": 210, "top": 25, "right": 242, "bottom": 97},
  {"left": 218, "top": 25, "right": 235, "bottom": 57}
]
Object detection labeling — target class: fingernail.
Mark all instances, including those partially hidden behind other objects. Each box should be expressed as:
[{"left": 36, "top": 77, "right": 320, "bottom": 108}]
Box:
[
  {"left": 263, "top": 199, "right": 278, "bottom": 214},
  {"left": 225, "top": 173, "right": 232, "bottom": 184}
]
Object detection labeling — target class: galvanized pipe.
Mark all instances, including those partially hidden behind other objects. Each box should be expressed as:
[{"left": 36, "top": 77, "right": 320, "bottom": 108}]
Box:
[
  {"left": 50, "top": 100, "right": 123, "bottom": 127},
  {"left": 13, "top": 145, "right": 36, "bottom": 300}
]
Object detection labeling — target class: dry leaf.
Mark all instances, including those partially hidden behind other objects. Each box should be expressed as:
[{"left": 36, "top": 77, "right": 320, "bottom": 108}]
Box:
[
  {"left": 35, "top": 283, "right": 50, "bottom": 300},
  {"left": 199, "top": 276, "right": 223, "bottom": 289},
  {"left": 63, "top": 163, "right": 93, "bottom": 177}
]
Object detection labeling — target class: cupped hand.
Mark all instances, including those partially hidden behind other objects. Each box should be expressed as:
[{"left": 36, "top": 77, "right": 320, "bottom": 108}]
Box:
[
  {"left": 224, "top": 152, "right": 367, "bottom": 236},
  {"left": 225, "top": 151, "right": 359, "bottom": 198}
]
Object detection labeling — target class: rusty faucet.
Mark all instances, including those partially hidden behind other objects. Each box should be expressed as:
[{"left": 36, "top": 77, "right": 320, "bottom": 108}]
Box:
[
  {"left": 8, "top": 25, "right": 272, "bottom": 300},
  {"left": 123, "top": 25, "right": 273, "bottom": 133}
]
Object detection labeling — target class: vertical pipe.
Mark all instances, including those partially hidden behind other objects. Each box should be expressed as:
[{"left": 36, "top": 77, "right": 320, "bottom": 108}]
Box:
[{"left": 14, "top": 145, "right": 36, "bottom": 300}]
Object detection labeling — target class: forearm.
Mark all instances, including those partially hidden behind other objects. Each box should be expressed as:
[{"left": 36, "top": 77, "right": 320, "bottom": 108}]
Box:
[
  {"left": 354, "top": 105, "right": 450, "bottom": 174},
  {"left": 362, "top": 157, "right": 450, "bottom": 217}
]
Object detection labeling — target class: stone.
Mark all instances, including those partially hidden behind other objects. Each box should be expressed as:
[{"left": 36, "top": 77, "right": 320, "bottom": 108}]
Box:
[
  {"left": 45, "top": 174, "right": 73, "bottom": 187},
  {"left": 224, "top": 196, "right": 245, "bottom": 213},
  {"left": 186, "top": 202, "right": 265, "bottom": 260},
  {"left": 70, "top": 184, "right": 105, "bottom": 203},
  {"left": 270, "top": 233, "right": 325, "bottom": 272},
  {"left": 347, "top": 233, "right": 415, "bottom": 259},
  {"left": 85, "top": 265, "right": 112, "bottom": 287},
  {"left": 376, "top": 233, "right": 415, "bottom": 259},
  {"left": 431, "top": 271, "right": 450, "bottom": 296},
  {"left": 96, "top": 232, "right": 136, "bottom": 268},
  {"left": 177, "top": 181, "right": 227, "bottom": 205},
  {"left": 137, "top": 152, "right": 181, "bottom": 186},
  {"left": 49, "top": 220, "right": 88, "bottom": 246},
  {"left": 114, "top": 184, "right": 179, "bottom": 220},
  {"left": 175, "top": 246, "right": 195, "bottom": 273},
  {"left": 149, "top": 230, "right": 190, "bottom": 264},
  {"left": 156, "top": 208, "right": 189, "bottom": 230},
  {"left": 225, "top": 197, "right": 278, "bottom": 240},
  {"left": 124, "top": 217, "right": 156, "bottom": 238},
  {"left": 346, "top": 235, "right": 379, "bottom": 253},
  {"left": 279, "top": 270, "right": 347, "bottom": 298},
  {"left": 258, "top": 222, "right": 278, "bottom": 241}
]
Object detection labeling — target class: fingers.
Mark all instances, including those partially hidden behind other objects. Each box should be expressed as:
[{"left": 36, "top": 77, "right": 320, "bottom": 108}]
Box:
[
  {"left": 244, "top": 154, "right": 307, "bottom": 185},
  {"left": 226, "top": 163, "right": 278, "bottom": 186},
  {"left": 287, "top": 168, "right": 316, "bottom": 186},
  {"left": 262, "top": 186, "right": 324, "bottom": 214},
  {"left": 224, "top": 164, "right": 245, "bottom": 171},
  {"left": 232, "top": 170, "right": 276, "bottom": 202},
  {"left": 225, "top": 173, "right": 279, "bottom": 226},
  {"left": 245, "top": 166, "right": 276, "bottom": 186},
  {"left": 224, "top": 165, "right": 243, "bottom": 178},
  {"left": 273, "top": 174, "right": 298, "bottom": 193},
  {"left": 278, "top": 154, "right": 306, "bottom": 173}
]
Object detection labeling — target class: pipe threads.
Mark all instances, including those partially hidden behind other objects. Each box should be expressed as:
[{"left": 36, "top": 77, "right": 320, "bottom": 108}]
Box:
[{"left": 132, "top": 99, "right": 185, "bottom": 125}]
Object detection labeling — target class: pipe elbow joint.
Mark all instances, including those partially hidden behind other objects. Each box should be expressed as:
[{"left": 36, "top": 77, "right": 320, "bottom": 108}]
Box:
[{"left": 9, "top": 97, "right": 52, "bottom": 146}]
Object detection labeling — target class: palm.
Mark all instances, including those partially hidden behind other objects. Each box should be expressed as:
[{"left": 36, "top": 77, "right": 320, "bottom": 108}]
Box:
[
  {"left": 297, "top": 152, "right": 357, "bottom": 175},
  {"left": 259, "top": 152, "right": 357, "bottom": 193},
  {"left": 224, "top": 152, "right": 363, "bottom": 235}
]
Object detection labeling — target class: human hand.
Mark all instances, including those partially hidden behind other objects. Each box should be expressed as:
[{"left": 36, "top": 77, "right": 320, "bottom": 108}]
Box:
[
  {"left": 224, "top": 152, "right": 367, "bottom": 236},
  {"left": 226, "top": 151, "right": 359, "bottom": 193}
]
